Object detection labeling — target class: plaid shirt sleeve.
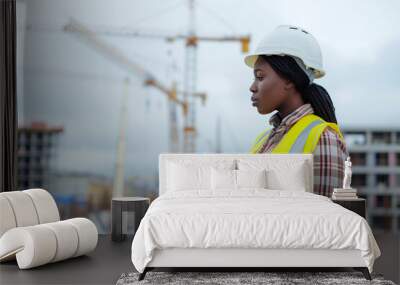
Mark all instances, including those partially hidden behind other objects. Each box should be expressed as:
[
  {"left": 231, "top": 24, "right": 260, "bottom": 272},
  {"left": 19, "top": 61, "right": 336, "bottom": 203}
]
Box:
[{"left": 313, "top": 127, "right": 349, "bottom": 197}]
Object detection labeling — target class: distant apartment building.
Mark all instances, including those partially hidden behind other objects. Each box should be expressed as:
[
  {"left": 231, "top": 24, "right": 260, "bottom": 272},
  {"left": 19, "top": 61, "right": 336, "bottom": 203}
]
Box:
[
  {"left": 17, "top": 121, "right": 63, "bottom": 190},
  {"left": 342, "top": 128, "right": 400, "bottom": 234}
]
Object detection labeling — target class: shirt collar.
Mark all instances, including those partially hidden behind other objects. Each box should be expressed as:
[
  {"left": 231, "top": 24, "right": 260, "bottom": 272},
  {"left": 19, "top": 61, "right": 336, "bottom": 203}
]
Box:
[{"left": 268, "top": 103, "right": 314, "bottom": 129}]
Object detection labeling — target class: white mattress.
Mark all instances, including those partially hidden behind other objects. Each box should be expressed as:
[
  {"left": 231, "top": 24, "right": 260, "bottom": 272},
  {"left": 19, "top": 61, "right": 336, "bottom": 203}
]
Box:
[{"left": 131, "top": 189, "right": 381, "bottom": 273}]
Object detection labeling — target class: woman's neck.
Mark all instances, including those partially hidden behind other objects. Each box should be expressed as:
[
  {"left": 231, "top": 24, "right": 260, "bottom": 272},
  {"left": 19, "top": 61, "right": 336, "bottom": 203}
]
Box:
[{"left": 277, "top": 100, "right": 305, "bottom": 119}]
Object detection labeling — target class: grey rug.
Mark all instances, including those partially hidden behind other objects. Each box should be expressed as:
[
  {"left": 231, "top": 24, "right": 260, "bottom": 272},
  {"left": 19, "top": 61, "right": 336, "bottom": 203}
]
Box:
[{"left": 116, "top": 271, "right": 396, "bottom": 285}]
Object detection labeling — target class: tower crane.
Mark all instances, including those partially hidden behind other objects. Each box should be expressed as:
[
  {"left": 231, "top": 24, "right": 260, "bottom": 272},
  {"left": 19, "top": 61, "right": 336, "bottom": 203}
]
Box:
[
  {"left": 64, "top": 18, "right": 206, "bottom": 197},
  {"left": 75, "top": 1, "right": 250, "bottom": 152}
]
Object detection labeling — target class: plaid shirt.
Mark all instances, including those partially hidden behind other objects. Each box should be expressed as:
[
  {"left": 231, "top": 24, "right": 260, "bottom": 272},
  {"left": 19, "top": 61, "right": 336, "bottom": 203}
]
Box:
[{"left": 258, "top": 103, "right": 349, "bottom": 197}]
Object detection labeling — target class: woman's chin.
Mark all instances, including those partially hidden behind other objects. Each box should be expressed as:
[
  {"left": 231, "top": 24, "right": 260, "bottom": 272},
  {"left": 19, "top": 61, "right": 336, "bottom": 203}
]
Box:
[{"left": 257, "top": 106, "right": 271, "bottom": 115}]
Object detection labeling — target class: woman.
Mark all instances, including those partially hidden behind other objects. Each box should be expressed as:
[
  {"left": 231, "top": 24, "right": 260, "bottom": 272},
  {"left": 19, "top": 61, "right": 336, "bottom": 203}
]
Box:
[{"left": 245, "top": 25, "right": 349, "bottom": 197}]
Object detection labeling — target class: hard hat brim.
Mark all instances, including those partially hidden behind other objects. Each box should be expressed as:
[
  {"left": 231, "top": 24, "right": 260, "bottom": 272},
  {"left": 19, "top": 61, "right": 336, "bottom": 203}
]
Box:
[
  {"left": 243, "top": 52, "right": 325, "bottom": 79},
  {"left": 244, "top": 54, "right": 260, "bottom": 69}
]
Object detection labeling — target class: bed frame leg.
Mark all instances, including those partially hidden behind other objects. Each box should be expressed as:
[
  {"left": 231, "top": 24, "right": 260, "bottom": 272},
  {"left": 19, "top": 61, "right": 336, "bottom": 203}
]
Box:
[
  {"left": 354, "top": 267, "right": 371, "bottom": 280},
  {"left": 138, "top": 268, "right": 148, "bottom": 281}
]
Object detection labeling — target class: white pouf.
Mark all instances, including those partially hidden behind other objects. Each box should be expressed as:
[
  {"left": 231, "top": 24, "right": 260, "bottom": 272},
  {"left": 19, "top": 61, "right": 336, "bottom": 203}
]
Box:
[{"left": 0, "top": 189, "right": 98, "bottom": 269}]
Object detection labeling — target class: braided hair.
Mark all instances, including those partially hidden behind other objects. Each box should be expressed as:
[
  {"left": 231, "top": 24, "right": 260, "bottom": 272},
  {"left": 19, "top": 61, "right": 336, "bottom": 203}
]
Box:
[{"left": 260, "top": 55, "right": 337, "bottom": 124}]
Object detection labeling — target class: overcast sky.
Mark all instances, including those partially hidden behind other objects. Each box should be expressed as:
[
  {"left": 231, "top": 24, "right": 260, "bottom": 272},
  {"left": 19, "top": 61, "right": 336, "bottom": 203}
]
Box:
[{"left": 18, "top": 0, "right": 400, "bottom": 178}]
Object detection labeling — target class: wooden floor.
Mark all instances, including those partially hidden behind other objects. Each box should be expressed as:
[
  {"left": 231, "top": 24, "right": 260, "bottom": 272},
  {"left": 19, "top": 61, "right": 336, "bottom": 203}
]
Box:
[
  {"left": 0, "top": 234, "right": 398, "bottom": 285},
  {"left": 0, "top": 235, "right": 134, "bottom": 285}
]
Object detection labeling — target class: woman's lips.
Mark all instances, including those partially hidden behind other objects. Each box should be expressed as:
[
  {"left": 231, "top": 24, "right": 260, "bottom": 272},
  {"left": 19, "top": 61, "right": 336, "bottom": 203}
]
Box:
[{"left": 252, "top": 101, "right": 258, "bottom": 107}]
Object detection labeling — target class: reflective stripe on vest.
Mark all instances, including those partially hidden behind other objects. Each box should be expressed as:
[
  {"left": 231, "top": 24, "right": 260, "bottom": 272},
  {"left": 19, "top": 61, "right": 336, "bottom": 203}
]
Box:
[
  {"left": 250, "top": 114, "right": 344, "bottom": 154},
  {"left": 288, "top": 119, "right": 324, "bottom": 153}
]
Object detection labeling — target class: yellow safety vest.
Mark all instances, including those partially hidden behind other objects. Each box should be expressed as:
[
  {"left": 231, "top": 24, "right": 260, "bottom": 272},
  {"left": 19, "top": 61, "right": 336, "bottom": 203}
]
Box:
[{"left": 249, "top": 114, "right": 344, "bottom": 154}]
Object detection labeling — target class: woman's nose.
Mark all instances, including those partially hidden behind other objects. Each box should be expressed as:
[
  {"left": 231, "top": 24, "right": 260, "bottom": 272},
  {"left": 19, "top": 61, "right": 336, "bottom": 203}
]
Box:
[{"left": 249, "top": 81, "right": 257, "bottom": 93}]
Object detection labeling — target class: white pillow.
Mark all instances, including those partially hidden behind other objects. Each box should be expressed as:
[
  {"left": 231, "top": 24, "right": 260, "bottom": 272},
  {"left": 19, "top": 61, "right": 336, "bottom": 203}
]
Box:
[
  {"left": 211, "top": 168, "right": 268, "bottom": 190},
  {"left": 211, "top": 168, "right": 236, "bottom": 190},
  {"left": 265, "top": 163, "right": 307, "bottom": 191},
  {"left": 237, "top": 159, "right": 308, "bottom": 191},
  {"left": 167, "top": 162, "right": 209, "bottom": 191},
  {"left": 167, "top": 160, "right": 236, "bottom": 191},
  {"left": 236, "top": 169, "right": 267, "bottom": 188}
]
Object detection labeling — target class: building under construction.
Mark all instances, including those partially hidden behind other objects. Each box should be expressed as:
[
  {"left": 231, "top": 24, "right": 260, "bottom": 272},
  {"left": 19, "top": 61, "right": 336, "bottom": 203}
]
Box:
[{"left": 17, "top": 121, "right": 63, "bottom": 189}]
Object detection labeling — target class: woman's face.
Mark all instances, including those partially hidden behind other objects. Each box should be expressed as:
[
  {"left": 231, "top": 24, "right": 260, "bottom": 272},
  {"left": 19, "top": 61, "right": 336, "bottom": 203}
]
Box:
[{"left": 249, "top": 56, "right": 289, "bottom": 115}]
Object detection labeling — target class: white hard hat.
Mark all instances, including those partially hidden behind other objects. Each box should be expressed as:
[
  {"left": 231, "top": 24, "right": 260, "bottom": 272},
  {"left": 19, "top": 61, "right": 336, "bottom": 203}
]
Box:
[{"left": 244, "top": 25, "right": 325, "bottom": 79}]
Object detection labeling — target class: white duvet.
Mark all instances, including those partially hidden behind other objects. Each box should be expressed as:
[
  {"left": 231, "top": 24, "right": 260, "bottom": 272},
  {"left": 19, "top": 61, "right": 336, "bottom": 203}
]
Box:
[{"left": 131, "top": 189, "right": 381, "bottom": 273}]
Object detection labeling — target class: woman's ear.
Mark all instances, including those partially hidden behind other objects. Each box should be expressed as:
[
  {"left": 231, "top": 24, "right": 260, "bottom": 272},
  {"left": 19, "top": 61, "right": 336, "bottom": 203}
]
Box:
[{"left": 283, "top": 79, "right": 295, "bottom": 91}]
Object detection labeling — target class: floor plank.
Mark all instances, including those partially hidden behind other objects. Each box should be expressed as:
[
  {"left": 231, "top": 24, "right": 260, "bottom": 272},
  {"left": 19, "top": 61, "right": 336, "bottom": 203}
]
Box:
[
  {"left": 1, "top": 234, "right": 398, "bottom": 284},
  {"left": 0, "top": 235, "right": 134, "bottom": 285}
]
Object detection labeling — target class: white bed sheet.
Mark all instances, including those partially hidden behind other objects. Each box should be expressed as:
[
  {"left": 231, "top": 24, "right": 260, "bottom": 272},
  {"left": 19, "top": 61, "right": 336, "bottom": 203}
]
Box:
[{"left": 131, "top": 189, "right": 381, "bottom": 273}]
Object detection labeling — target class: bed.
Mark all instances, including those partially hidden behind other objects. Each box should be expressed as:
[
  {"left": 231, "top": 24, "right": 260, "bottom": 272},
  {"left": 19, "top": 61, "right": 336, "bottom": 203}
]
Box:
[{"left": 131, "top": 153, "right": 381, "bottom": 281}]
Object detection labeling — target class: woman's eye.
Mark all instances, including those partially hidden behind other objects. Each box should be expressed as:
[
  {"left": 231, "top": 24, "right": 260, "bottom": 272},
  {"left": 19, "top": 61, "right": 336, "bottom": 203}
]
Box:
[{"left": 255, "top": 76, "right": 263, "bottom": 80}]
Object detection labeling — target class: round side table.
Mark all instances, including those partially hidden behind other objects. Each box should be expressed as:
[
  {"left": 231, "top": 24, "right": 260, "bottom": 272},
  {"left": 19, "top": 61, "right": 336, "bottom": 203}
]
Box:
[{"left": 111, "top": 197, "right": 150, "bottom": 242}]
